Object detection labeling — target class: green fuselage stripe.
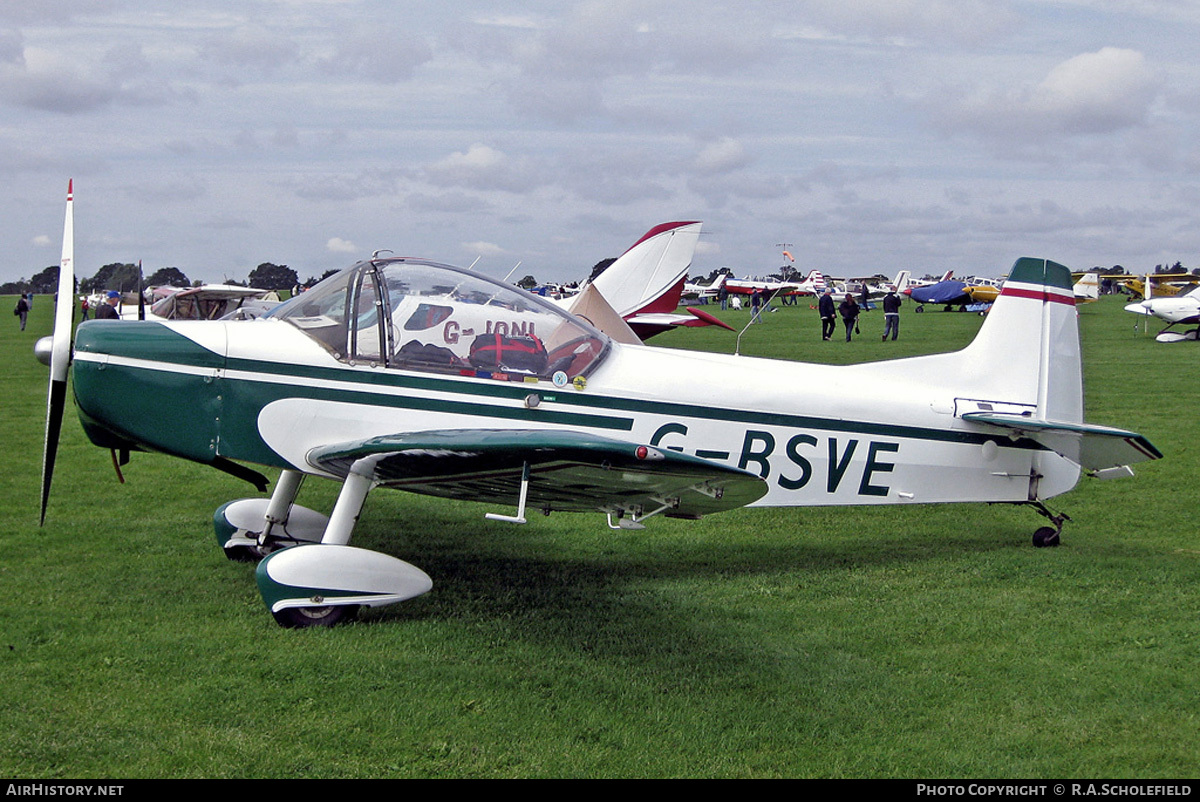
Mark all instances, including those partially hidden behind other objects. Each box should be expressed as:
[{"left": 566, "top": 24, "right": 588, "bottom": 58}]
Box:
[{"left": 221, "top": 355, "right": 1030, "bottom": 451}]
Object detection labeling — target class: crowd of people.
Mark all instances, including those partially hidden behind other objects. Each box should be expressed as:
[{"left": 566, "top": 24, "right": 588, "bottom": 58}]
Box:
[{"left": 816, "top": 286, "right": 902, "bottom": 342}]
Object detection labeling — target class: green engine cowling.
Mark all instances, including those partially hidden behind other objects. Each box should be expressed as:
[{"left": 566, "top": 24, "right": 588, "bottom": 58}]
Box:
[{"left": 72, "top": 320, "right": 223, "bottom": 464}]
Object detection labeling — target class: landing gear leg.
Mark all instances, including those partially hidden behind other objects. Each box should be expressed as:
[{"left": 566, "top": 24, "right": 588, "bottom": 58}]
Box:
[
  {"left": 255, "top": 459, "right": 431, "bottom": 628},
  {"left": 321, "top": 464, "right": 374, "bottom": 546},
  {"left": 262, "top": 469, "right": 305, "bottom": 539},
  {"left": 214, "top": 470, "right": 327, "bottom": 561},
  {"left": 1027, "top": 501, "right": 1070, "bottom": 548}
]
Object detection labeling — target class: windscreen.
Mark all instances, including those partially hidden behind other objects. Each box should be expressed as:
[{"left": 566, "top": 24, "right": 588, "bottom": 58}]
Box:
[{"left": 270, "top": 258, "right": 610, "bottom": 381}]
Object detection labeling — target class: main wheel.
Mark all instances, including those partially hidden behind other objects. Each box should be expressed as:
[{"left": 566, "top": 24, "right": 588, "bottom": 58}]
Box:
[
  {"left": 1032, "top": 527, "right": 1060, "bottom": 548},
  {"left": 271, "top": 604, "right": 360, "bottom": 628},
  {"left": 223, "top": 543, "right": 268, "bottom": 563}
]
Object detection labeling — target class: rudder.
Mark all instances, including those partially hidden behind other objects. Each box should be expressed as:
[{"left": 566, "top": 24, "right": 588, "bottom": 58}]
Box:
[{"left": 962, "top": 257, "right": 1082, "bottom": 426}]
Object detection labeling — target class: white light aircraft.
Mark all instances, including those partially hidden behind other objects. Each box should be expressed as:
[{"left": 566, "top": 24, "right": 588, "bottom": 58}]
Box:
[
  {"left": 121, "top": 284, "right": 281, "bottom": 321},
  {"left": 682, "top": 273, "right": 728, "bottom": 302},
  {"left": 1124, "top": 283, "right": 1200, "bottom": 342},
  {"left": 862, "top": 270, "right": 911, "bottom": 298},
  {"left": 1073, "top": 273, "right": 1100, "bottom": 304},
  {"left": 38, "top": 182, "right": 1161, "bottom": 627},
  {"left": 724, "top": 271, "right": 825, "bottom": 297}
]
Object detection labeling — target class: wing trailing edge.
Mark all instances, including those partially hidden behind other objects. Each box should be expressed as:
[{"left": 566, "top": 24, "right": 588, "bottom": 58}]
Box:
[{"left": 306, "top": 428, "right": 768, "bottom": 517}]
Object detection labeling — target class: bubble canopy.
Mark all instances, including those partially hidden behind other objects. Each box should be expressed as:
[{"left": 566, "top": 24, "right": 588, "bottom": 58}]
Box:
[{"left": 267, "top": 258, "right": 611, "bottom": 380}]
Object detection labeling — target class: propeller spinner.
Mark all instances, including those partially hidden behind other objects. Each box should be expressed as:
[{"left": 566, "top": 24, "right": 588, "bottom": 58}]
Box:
[{"left": 39, "top": 180, "right": 75, "bottom": 525}]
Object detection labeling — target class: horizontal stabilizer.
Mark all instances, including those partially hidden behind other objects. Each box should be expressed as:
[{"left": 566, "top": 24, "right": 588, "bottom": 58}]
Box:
[
  {"left": 962, "top": 412, "right": 1162, "bottom": 473},
  {"left": 307, "top": 429, "right": 767, "bottom": 517},
  {"left": 624, "top": 307, "right": 736, "bottom": 333}
]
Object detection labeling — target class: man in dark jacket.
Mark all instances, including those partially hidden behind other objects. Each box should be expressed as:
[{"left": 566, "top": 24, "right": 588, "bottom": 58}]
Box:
[
  {"left": 15, "top": 294, "right": 30, "bottom": 330},
  {"left": 838, "top": 294, "right": 859, "bottom": 342},
  {"left": 95, "top": 290, "right": 121, "bottom": 320},
  {"left": 818, "top": 288, "right": 836, "bottom": 340},
  {"left": 882, "top": 289, "right": 901, "bottom": 341}
]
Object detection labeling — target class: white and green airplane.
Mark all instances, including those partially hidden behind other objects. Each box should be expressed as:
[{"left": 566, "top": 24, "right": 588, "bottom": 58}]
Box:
[{"left": 38, "top": 182, "right": 1162, "bottom": 627}]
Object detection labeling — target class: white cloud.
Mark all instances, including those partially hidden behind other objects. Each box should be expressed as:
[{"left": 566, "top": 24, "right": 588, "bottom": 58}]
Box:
[
  {"left": 424, "top": 144, "right": 539, "bottom": 193},
  {"left": 693, "top": 137, "right": 750, "bottom": 175},
  {"left": 799, "top": 0, "right": 1019, "bottom": 45},
  {"left": 461, "top": 240, "right": 507, "bottom": 258},
  {"left": 326, "top": 237, "right": 357, "bottom": 254},
  {"left": 317, "top": 27, "right": 433, "bottom": 83},
  {"left": 930, "top": 48, "right": 1160, "bottom": 142},
  {"left": 1035, "top": 48, "right": 1158, "bottom": 133}
]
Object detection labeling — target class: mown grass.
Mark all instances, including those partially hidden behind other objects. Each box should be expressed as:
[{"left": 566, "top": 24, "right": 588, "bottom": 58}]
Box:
[{"left": 1, "top": 292, "right": 1196, "bottom": 778}]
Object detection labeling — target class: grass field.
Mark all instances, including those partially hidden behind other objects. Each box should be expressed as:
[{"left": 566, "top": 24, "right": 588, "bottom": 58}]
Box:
[{"left": 2, "top": 291, "right": 1196, "bottom": 778}]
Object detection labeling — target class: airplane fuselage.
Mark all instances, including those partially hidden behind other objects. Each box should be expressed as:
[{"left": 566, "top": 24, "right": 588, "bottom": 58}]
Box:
[
  {"left": 1125, "top": 296, "right": 1200, "bottom": 326},
  {"left": 72, "top": 315, "right": 1077, "bottom": 513}
]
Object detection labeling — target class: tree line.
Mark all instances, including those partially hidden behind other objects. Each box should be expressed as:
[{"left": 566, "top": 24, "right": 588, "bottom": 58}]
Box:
[{"left": 0, "top": 262, "right": 342, "bottom": 296}]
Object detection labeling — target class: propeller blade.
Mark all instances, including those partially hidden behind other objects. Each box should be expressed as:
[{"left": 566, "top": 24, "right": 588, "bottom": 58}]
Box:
[{"left": 40, "top": 180, "right": 75, "bottom": 525}]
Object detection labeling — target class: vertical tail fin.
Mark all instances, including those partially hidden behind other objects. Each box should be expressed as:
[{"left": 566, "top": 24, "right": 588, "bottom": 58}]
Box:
[
  {"left": 588, "top": 222, "right": 702, "bottom": 318},
  {"left": 957, "top": 258, "right": 1160, "bottom": 483},
  {"left": 963, "top": 258, "right": 1082, "bottom": 424},
  {"left": 1073, "top": 272, "right": 1099, "bottom": 302}
]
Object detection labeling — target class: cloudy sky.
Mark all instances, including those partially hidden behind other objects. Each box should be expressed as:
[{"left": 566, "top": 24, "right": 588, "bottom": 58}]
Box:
[{"left": 2, "top": 1, "right": 1198, "bottom": 287}]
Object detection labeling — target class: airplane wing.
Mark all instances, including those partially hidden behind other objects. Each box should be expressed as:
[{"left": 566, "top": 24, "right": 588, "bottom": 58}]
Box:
[
  {"left": 961, "top": 413, "right": 1162, "bottom": 474},
  {"left": 306, "top": 429, "right": 768, "bottom": 517}
]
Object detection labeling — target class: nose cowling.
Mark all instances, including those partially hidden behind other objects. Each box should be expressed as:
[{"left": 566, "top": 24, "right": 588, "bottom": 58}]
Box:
[{"left": 72, "top": 320, "right": 225, "bottom": 463}]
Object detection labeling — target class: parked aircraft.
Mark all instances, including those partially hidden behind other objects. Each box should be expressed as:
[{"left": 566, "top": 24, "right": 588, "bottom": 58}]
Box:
[
  {"left": 682, "top": 273, "right": 728, "bottom": 301},
  {"left": 561, "top": 221, "right": 733, "bottom": 339},
  {"left": 857, "top": 271, "right": 911, "bottom": 299},
  {"left": 38, "top": 183, "right": 1160, "bottom": 627},
  {"left": 725, "top": 271, "right": 825, "bottom": 297},
  {"left": 1115, "top": 273, "right": 1198, "bottom": 300},
  {"left": 910, "top": 273, "right": 1006, "bottom": 310},
  {"left": 121, "top": 284, "right": 281, "bottom": 321},
  {"left": 1073, "top": 273, "right": 1100, "bottom": 304},
  {"left": 909, "top": 274, "right": 970, "bottom": 309},
  {"left": 1124, "top": 284, "right": 1200, "bottom": 342}
]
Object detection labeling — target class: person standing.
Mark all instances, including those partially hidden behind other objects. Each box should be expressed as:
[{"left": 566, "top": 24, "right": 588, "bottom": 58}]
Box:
[
  {"left": 81, "top": 296, "right": 90, "bottom": 320},
  {"left": 882, "top": 288, "right": 901, "bottom": 341},
  {"left": 95, "top": 290, "right": 121, "bottom": 320},
  {"left": 839, "top": 293, "right": 859, "bottom": 342},
  {"left": 818, "top": 287, "right": 836, "bottom": 340},
  {"left": 14, "top": 294, "right": 30, "bottom": 330}
]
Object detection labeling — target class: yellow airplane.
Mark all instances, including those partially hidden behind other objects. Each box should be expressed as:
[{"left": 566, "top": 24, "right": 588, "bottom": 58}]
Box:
[
  {"left": 965, "top": 283, "right": 1000, "bottom": 304},
  {"left": 1117, "top": 274, "right": 1197, "bottom": 300}
]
